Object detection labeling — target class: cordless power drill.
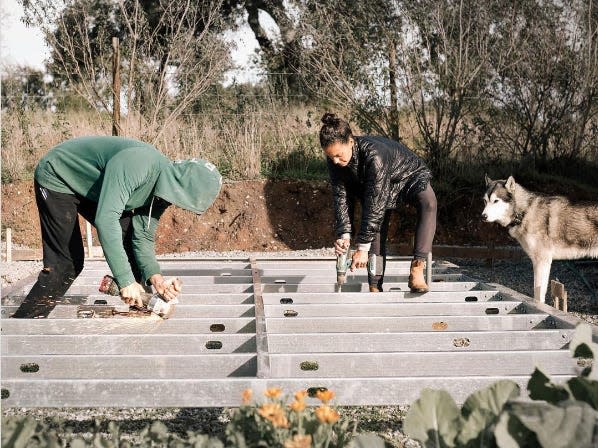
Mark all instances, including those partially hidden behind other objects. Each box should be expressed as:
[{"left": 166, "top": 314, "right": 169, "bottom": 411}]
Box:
[{"left": 336, "top": 247, "right": 350, "bottom": 292}]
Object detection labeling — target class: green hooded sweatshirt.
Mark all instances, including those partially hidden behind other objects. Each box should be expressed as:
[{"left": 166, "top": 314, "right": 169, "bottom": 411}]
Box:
[{"left": 35, "top": 136, "right": 222, "bottom": 288}]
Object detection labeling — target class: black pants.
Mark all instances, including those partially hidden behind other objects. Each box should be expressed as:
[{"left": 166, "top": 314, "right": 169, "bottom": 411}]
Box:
[
  {"left": 368, "top": 183, "right": 437, "bottom": 290},
  {"left": 12, "top": 182, "right": 141, "bottom": 318}
]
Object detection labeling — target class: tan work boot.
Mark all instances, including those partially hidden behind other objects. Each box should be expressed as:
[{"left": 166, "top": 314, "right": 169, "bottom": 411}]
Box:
[
  {"left": 369, "top": 285, "right": 380, "bottom": 293},
  {"left": 408, "top": 259, "right": 429, "bottom": 293}
]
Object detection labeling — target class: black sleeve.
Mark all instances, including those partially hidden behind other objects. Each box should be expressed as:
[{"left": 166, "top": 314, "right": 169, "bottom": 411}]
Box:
[
  {"left": 327, "top": 159, "right": 353, "bottom": 237},
  {"left": 356, "top": 152, "right": 390, "bottom": 244}
]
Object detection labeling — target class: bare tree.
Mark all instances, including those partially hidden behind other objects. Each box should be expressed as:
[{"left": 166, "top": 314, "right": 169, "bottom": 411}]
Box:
[
  {"left": 563, "top": 0, "right": 598, "bottom": 161},
  {"left": 395, "top": 0, "right": 504, "bottom": 172},
  {"left": 21, "top": 0, "right": 231, "bottom": 142},
  {"left": 298, "top": 0, "right": 401, "bottom": 137},
  {"left": 477, "top": 0, "right": 598, "bottom": 166}
]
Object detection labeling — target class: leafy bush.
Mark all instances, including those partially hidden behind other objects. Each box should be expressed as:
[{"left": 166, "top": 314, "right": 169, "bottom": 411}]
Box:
[
  {"left": 404, "top": 323, "right": 598, "bottom": 448},
  {"left": 1, "top": 417, "right": 224, "bottom": 448},
  {"left": 1, "top": 388, "right": 388, "bottom": 447}
]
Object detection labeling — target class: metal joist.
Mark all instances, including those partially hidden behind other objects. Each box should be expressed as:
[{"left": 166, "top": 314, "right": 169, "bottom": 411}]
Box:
[{"left": 0, "top": 256, "right": 590, "bottom": 408}]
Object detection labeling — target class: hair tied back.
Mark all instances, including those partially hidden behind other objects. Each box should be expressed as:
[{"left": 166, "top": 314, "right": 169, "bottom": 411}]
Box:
[{"left": 321, "top": 112, "right": 339, "bottom": 126}]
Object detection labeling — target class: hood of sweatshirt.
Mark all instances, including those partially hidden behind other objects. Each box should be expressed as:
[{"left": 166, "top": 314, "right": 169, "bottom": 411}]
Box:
[{"left": 154, "top": 158, "right": 222, "bottom": 214}]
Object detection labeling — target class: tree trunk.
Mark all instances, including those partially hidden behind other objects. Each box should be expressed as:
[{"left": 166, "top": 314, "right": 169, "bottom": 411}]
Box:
[{"left": 388, "top": 36, "right": 400, "bottom": 141}]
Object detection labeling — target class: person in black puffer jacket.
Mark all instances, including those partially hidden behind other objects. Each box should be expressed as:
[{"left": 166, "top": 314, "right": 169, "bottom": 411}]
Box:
[{"left": 320, "top": 112, "right": 437, "bottom": 292}]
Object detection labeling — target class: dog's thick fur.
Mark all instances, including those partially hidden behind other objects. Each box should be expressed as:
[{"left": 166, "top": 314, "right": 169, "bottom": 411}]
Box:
[{"left": 482, "top": 175, "right": 598, "bottom": 302}]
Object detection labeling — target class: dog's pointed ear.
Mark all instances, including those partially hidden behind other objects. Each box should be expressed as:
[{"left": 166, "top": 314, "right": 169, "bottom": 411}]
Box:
[
  {"left": 484, "top": 173, "right": 492, "bottom": 186},
  {"left": 505, "top": 176, "right": 516, "bottom": 191}
]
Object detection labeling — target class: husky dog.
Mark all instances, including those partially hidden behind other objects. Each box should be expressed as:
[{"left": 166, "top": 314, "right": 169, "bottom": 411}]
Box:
[{"left": 482, "top": 175, "right": 598, "bottom": 302}]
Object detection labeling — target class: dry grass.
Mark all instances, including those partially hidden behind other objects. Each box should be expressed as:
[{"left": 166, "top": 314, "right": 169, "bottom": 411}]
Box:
[
  {"left": 0, "top": 106, "right": 324, "bottom": 182},
  {"left": 3, "top": 106, "right": 596, "bottom": 185}
]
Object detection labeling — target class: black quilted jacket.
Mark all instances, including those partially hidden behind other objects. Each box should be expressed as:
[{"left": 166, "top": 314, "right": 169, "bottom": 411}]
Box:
[{"left": 327, "top": 135, "right": 432, "bottom": 244}]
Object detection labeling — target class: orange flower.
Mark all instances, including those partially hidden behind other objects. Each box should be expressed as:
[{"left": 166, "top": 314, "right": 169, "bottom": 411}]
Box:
[
  {"left": 289, "top": 399, "right": 306, "bottom": 412},
  {"left": 264, "top": 387, "right": 283, "bottom": 399},
  {"left": 315, "top": 405, "right": 340, "bottom": 424},
  {"left": 315, "top": 389, "right": 335, "bottom": 403},
  {"left": 258, "top": 402, "right": 281, "bottom": 418},
  {"left": 271, "top": 412, "right": 289, "bottom": 428},
  {"left": 242, "top": 388, "right": 252, "bottom": 405},
  {"left": 294, "top": 390, "right": 308, "bottom": 401},
  {"left": 284, "top": 434, "right": 312, "bottom": 448},
  {"left": 258, "top": 402, "right": 289, "bottom": 428}
]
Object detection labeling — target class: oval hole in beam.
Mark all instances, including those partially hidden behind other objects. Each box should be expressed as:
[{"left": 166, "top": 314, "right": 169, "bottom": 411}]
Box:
[
  {"left": 206, "top": 341, "right": 223, "bottom": 350},
  {"left": 210, "top": 324, "right": 225, "bottom": 332},
  {"left": 432, "top": 321, "right": 448, "bottom": 331},
  {"left": 485, "top": 308, "right": 500, "bottom": 315},
  {"left": 453, "top": 337, "right": 471, "bottom": 348},
  {"left": 1, "top": 389, "right": 9, "bottom": 399},
  {"left": 300, "top": 361, "right": 319, "bottom": 371},
  {"left": 94, "top": 299, "right": 108, "bottom": 305},
  {"left": 274, "top": 279, "right": 287, "bottom": 284},
  {"left": 465, "top": 296, "right": 478, "bottom": 302},
  {"left": 284, "top": 310, "right": 298, "bottom": 317},
  {"left": 280, "top": 298, "right": 293, "bottom": 304},
  {"left": 20, "top": 363, "right": 40, "bottom": 373}
]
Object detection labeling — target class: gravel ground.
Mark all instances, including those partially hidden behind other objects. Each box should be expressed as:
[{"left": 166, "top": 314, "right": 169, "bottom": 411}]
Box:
[
  {"left": 445, "top": 257, "right": 598, "bottom": 326},
  {"left": 2, "top": 249, "right": 597, "bottom": 447}
]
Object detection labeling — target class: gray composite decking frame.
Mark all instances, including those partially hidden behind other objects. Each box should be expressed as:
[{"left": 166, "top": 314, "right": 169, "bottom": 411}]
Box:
[{"left": 1, "top": 256, "right": 594, "bottom": 407}]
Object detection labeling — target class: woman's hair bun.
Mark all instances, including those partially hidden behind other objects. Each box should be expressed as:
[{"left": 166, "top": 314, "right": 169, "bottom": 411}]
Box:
[
  {"left": 318, "top": 112, "right": 353, "bottom": 148},
  {"left": 321, "top": 112, "right": 339, "bottom": 126}
]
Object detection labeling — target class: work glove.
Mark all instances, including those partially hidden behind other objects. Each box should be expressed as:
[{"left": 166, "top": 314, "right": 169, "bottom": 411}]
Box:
[
  {"left": 120, "top": 282, "right": 146, "bottom": 308},
  {"left": 149, "top": 274, "right": 183, "bottom": 301}
]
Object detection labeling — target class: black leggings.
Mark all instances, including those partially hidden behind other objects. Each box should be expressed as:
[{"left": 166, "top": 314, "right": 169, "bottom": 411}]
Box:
[
  {"left": 368, "top": 183, "right": 437, "bottom": 289},
  {"left": 12, "top": 182, "right": 141, "bottom": 318}
]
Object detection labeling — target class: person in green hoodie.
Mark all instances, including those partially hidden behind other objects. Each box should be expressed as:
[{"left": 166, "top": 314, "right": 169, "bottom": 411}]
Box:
[{"left": 12, "top": 136, "right": 222, "bottom": 318}]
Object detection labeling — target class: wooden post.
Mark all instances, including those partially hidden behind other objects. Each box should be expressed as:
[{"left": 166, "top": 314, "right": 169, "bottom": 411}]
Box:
[
  {"left": 112, "top": 37, "right": 121, "bottom": 136},
  {"left": 5, "top": 228, "right": 12, "bottom": 263},
  {"left": 387, "top": 36, "right": 400, "bottom": 141},
  {"left": 426, "top": 252, "right": 433, "bottom": 285},
  {"left": 486, "top": 241, "right": 495, "bottom": 268},
  {"left": 550, "top": 280, "right": 568, "bottom": 312},
  {"left": 86, "top": 221, "right": 93, "bottom": 258}
]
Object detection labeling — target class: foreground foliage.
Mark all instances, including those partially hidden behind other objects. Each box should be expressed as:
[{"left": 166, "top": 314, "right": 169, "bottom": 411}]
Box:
[
  {"left": 404, "top": 323, "right": 598, "bottom": 447},
  {"left": 1, "top": 388, "right": 388, "bottom": 447}
]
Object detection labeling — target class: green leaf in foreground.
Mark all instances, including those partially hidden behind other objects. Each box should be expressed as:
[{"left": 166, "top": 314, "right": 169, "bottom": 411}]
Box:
[
  {"left": 569, "top": 323, "right": 598, "bottom": 380},
  {"left": 403, "top": 388, "right": 461, "bottom": 448},
  {"left": 527, "top": 367, "right": 570, "bottom": 404},
  {"left": 458, "top": 380, "right": 520, "bottom": 446},
  {"left": 568, "top": 377, "right": 598, "bottom": 410},
  {"left": 501, "top": 400, "right": 598, "bottom": 448},
  {"left": 348, "top": 433, "right": 389, "bottom": 447},
  {"left": 1, "top": 417, "right": 38, "bottom": 448}
]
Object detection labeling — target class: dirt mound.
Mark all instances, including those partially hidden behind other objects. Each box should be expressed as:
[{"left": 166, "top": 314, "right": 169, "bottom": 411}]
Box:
[{"left": 1, "top": 179, "right": 515, "bottom": 253}]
